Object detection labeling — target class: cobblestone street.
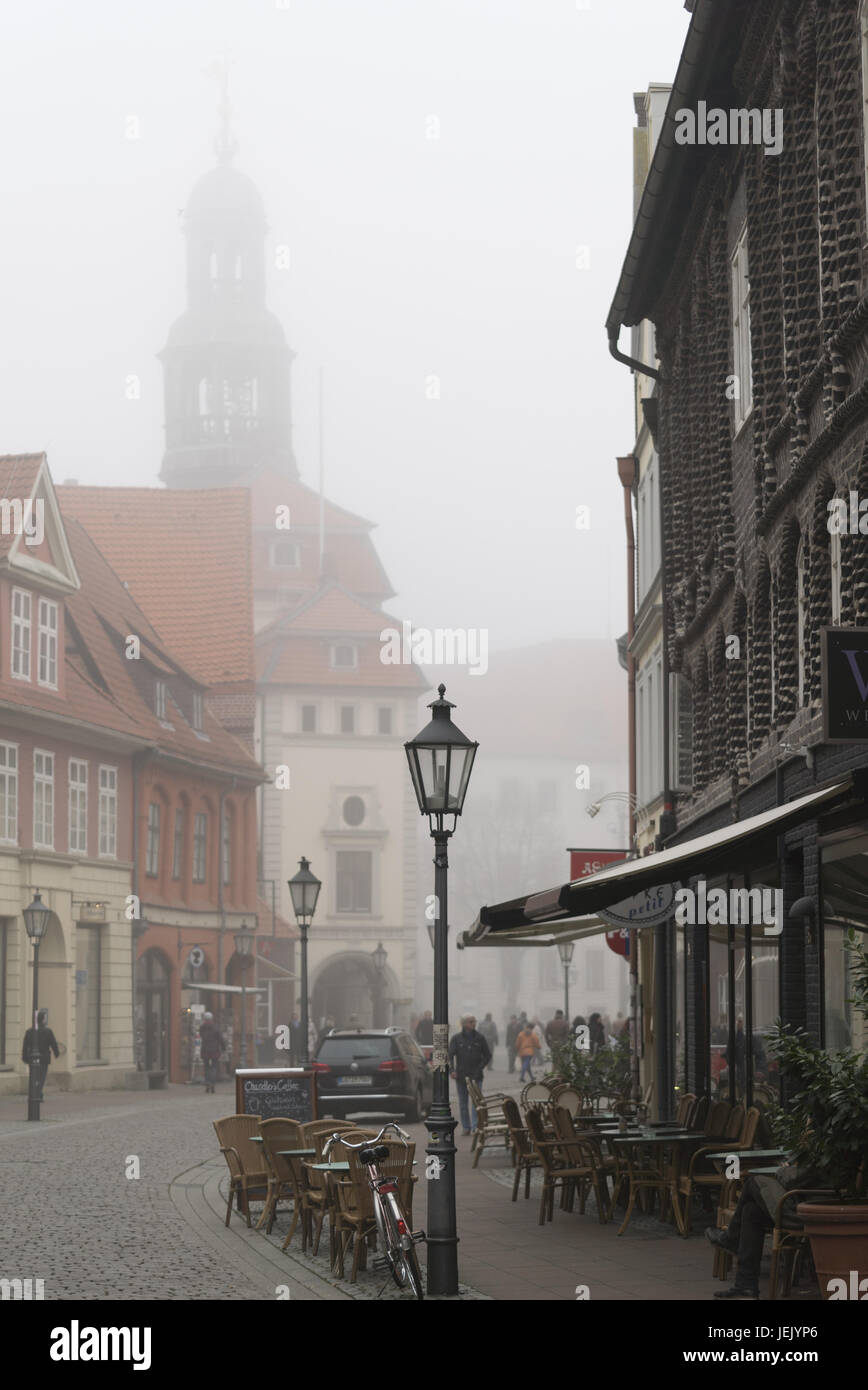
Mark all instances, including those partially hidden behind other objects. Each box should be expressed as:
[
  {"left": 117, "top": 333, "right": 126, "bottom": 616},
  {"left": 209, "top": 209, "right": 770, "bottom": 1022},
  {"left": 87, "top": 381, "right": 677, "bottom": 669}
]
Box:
[{"left": 0, "top": 1069, "right": 752, "bottom": 1303}]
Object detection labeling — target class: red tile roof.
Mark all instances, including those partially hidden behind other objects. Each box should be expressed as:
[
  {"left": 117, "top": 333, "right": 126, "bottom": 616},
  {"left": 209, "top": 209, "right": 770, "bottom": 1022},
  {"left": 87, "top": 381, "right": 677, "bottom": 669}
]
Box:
[
  {"left": 257, "top": 583, "right": 426, "bottom": 689},
  {"left": 56, "top": 485, "right": 255, "bottom": 687}
]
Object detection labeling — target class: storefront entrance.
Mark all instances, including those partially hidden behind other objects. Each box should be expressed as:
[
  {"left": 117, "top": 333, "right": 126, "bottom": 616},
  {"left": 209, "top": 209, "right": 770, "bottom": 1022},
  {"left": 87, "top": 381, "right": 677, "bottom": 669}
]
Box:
[{"left": 136, "top": 948, "right": 171, "bottom": 1074}]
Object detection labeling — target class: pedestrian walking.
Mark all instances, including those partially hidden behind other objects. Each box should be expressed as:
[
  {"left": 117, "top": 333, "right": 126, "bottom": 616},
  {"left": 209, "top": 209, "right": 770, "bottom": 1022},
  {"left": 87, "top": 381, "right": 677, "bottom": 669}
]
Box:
[
  {"left": 505, "top": 1014, "right": 520, "bottom": 1073},
  {"left": 448, "top": 1015, "right": 491, "bottom": 1135},
  {"left": 588, "top": 1012, "right": 606, "bottom": 1054},
  {"left": 515, "top": 1020, "right": 541, "bottom": 1083},
  {"left": 415, "top": 1010, "right": 434, "bottom": 1046},
  {"left": 199, "top": 1012, "right": 224, "bottom": 1092},
  {"left": 21, "top": 1008, "right": 59, "bottom": 1100},
  {"left": 544, "top": 1009, "right": 569, "bottom": 1047},
  {"left": 478, "top": 1012, "right": 498, "bottom": 1068}
]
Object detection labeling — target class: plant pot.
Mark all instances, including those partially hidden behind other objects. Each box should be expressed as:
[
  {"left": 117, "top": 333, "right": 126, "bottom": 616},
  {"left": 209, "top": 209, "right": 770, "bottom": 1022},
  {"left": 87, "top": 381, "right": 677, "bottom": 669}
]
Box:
[{"left": 796, "top": 1203, "right": 868, "bottom": 1300}]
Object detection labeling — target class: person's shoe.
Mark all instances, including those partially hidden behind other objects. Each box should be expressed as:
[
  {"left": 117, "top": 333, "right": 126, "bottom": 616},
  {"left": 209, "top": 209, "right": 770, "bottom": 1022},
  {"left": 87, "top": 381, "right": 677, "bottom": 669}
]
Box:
[
  {"left": 714, "top": 1285, "right": 759, "bottom": 1300},
  {"left": 705, "top": 1226, "right": 738, "bottom": 1254},
  {"left": 462, "top": 1128, "right": 471, "bottom": 1136}
]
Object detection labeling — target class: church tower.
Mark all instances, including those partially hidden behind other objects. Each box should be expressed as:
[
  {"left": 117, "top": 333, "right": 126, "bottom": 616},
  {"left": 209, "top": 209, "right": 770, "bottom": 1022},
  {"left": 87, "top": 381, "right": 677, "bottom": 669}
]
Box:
[{"left": 159, "top": 99, "right": 297, "bottom": 489}]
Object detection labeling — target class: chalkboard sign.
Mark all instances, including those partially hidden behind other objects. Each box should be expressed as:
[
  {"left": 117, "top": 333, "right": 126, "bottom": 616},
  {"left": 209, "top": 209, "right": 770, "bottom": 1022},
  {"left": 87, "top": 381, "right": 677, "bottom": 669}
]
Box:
[{"left": 235, "top": 1068, "right": 318, "bottom": 1123}]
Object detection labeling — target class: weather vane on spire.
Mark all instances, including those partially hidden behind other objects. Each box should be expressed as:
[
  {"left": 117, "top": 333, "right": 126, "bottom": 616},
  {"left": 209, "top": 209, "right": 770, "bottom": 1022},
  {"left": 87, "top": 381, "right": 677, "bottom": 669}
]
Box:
[{"left": 203, "top": 55, "right": 237, "bottom": 165}]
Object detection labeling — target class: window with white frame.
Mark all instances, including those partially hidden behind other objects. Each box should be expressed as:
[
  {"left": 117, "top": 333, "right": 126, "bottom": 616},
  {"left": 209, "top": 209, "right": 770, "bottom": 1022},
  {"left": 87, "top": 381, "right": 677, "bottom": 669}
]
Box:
[
  {"left": 37, "top": 598, "right": 58, "bottom": 688},
  {"left": 98, "top": 766, "right": 117, "bottom": 858},
  {"left": 11, "top": 588, "right": 31, "bottom": 680},
  {"left": 146, "top": 802, "right": 161, "bottom": 877},
  {"left": 336, "top": 850, "right": 372, "bottom": 913},
  {"left": 330, "top": 643, "right": 358, "bottom": 670},
  {"left": 796, "top": 538, "right": 808, "bottom": 706},
  {"left": 155, "top": 681, "right": 168, "bottom": 720},
  {"left": 301, "top": 704, "right": 317, "bottom": 733},
  {"left": 636, "top": 655, "right": 664, "bottom": 805},
  {"left": 0, "top": 742, "right": 18, "bottom": 843},
  {"left": 172, "top": 807, "right": 185, "bottom": 880},
  {"left": 33, "top": 750, "right": 54, "bottom": 849},
  {"left": 222, "top": 806, "right": 232, "bottom": 885},
  {"left": 192, "top": 693, "right": 203, "bottom": 731},
  {"left": 731, "top": 222, "right": 754, "bottom": 430},
  {"left": 637, "top": 455, "right": 661, "bottom": 602},
  {"left": 68, "top": 759, "right": 88, "bottom": 853},
  {"left": 193, "top": 812, "right": 208, "bottom": 883},
  {"left": 830, "top": 528, "right": 843, "bottom": 624}
]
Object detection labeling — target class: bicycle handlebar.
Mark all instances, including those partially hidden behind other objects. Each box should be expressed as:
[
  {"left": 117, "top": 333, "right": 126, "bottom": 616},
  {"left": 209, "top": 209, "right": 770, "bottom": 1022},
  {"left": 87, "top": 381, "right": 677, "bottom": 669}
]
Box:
[{"left": 323, "top": 1121, "right": 409, "bottom": 1159}]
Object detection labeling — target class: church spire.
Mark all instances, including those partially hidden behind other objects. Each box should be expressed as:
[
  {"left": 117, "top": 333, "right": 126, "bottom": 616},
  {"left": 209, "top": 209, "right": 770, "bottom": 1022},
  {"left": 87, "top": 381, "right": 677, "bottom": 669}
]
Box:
[{"left": 212, "top": 58, "right": 238, "bottom": 166}]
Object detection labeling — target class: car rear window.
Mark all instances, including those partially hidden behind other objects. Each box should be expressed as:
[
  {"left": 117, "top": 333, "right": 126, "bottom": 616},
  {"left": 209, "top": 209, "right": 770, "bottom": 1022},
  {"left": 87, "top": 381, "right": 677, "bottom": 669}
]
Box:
[{"left": 318, "top": 1037, "right": 392, "bottom": 1063}]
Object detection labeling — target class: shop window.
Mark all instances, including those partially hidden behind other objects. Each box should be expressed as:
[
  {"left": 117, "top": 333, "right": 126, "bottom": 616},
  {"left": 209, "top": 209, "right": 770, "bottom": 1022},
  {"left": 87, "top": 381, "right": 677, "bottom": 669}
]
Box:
[{"left": 75, "top": 925, "right": 102, "bottom": 1061}]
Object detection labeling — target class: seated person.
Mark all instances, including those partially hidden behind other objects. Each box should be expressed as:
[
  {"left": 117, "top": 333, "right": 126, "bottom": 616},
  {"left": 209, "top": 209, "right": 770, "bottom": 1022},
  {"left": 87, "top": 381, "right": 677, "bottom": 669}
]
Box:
[{"left": 706, "top": 1159, "right": 828, "bottom": 1300}]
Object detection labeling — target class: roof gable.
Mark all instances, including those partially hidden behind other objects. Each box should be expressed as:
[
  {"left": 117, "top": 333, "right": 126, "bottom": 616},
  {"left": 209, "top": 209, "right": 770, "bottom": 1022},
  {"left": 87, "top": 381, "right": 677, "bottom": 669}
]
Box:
[{"left": 0, "top": 454, "right": 80, "bottom": 593}]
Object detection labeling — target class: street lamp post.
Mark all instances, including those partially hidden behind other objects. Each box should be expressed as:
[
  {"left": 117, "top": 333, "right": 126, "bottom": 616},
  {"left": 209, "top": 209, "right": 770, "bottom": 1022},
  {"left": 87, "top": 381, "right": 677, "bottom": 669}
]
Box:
[
  {"left": 556, "top": 940, "right": 575, "bottom": 1023},
  {"left": 288, "top": 857, "right": 321, "bottom": 1065},
  {"left": 233, "top": 923, "right": 255, "bottom": 1068},
  {"left": 405, "top": 683, "right": 477, "bottom": 1298},
  {"left": 23, "top": 890, "right": 51, "bottom": 1122},
  {"left": 371, "top": 942, "right": 387, "bottom": 1027}
]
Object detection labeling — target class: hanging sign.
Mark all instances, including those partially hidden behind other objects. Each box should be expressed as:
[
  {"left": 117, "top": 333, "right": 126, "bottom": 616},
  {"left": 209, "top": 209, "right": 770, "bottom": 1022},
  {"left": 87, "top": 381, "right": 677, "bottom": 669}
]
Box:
[
  {"left": 597, "top": 883, "right": 678, "bottom": 929},
  {"left": 605, "top": 929, "right": 630, "bottom": 958},
  {"left": 822, "top": 627, "right": 868, "bottom": 741}
]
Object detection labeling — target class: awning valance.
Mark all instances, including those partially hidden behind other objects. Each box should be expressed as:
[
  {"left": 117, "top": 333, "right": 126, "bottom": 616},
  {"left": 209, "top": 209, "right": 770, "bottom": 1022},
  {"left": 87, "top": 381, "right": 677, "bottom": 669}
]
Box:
[{"left": 460, "top": 775, "right": 865, "bottom": 948}]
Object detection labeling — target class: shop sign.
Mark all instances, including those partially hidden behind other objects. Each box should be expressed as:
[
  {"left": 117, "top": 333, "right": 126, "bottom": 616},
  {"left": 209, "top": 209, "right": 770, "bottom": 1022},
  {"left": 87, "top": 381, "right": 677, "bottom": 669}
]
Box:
[
  {"left": 823, "top": 627, "right": 868, "bottom": 741},
  {"left": 605, "top": 928, "right": 630, "bottom": 958},
  {"left": 568, "top": 848, "right": 629, "bottom": 881},
  {"left": 597, "top": 883, "right": 678, "bottom": 929}
]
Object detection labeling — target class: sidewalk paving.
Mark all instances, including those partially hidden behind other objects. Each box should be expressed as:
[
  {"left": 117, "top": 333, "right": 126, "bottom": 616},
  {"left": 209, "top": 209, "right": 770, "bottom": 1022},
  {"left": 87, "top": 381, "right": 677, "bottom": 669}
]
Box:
[{"left": 0, "top": 1068, "right": 814, "bottom": 1302}]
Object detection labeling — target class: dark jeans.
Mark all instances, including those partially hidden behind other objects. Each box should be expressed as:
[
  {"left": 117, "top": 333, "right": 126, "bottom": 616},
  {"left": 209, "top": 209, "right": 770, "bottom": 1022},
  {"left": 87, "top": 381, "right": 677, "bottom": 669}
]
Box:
[
  {"left": 204, "top": 1058, "right": 219, "bottom": 1087},
  {"left": 507, "top": 1046, "right": 516, "bottom": 1073},
  {"left": 726, "top": 1175, "right": 775, "bottom": 1291},
  {"left": 35, "top": 1060, "right": 49, "bottom": 1098},
  {"left": 454, "top": 1076, "right": 479, "bottom": 1131}
]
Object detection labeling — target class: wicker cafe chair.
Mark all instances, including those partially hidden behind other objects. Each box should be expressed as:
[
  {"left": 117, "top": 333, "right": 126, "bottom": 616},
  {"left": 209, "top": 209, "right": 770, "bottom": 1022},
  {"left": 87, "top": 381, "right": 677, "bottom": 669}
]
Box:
[
  {"left": 331, "top": 1137, "right": 416, "bottom": 1283},
  {"left": 525, "top": 1106, "right": 592, "bottom": 1226},
  {"left": 520, "top": 1081, "right": 554, "bottom": 1106},
  {"left": 257, "top": 1117, "right": 303, "bottom": 1237},
  {"left": 501, "top": 1097, "right": 540, "bottom": 1201},
  {"left": 550, "top": 1105, "right": 615, "bottom": 1224},
  {"left": 671, "top": 1106, "right": 759, "bottom": 1238},
  {"left": 213, "top": 1115, "right": 270, "bottom": 1229},
  {"left": 466, "top": 1078, "right": 511, "bottom": 1168},
  {"left": 548, "top": 1084, "right": 583, "bottom": 1118},
  {"left": 768, "top": 1188, "right": 837, "bottom": 1300}
]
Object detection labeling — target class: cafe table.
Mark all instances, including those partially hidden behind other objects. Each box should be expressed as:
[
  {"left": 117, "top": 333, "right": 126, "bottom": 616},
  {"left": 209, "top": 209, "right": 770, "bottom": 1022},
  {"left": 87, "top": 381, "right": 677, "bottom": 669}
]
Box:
[{"left": 607, "top": 1130, "right": 711, "bottom": 1234}]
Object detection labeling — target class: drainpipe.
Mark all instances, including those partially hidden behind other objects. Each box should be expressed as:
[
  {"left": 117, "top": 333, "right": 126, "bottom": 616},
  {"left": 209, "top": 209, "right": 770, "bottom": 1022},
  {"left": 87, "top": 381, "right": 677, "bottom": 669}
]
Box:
[
  {"left": 130, "top": 749, "right": 149, "bottom": 1072},
  {"left": 617, "top": 454, "right": 641, "bottom": 1105}
]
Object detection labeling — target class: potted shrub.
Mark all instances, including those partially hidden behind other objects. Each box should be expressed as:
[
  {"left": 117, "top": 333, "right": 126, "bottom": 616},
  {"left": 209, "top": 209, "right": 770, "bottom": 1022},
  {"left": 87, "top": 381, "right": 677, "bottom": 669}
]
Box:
[{"left": 768, "top": 930, "right": 868, "bottom": 1300}]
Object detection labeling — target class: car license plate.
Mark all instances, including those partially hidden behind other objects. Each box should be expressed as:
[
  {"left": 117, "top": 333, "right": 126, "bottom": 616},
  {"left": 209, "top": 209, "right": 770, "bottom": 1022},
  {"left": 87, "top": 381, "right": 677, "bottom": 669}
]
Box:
[{"left": 337, "top": 1076, "right": 373, "bottom": 1086}]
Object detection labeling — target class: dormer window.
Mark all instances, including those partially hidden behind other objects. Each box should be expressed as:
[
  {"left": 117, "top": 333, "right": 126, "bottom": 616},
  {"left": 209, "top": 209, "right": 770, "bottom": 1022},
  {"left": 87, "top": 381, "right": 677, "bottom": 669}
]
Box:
[
  {"left": 192, "top": 692, "right": 204, "bottom": 731},
  {"left": 155, "top": 680, "right": 168, "bottom": 720},
  {"left": 11, "top": 588, "right": 31, "bottom": 680},
  {"left": 271, "top": 541, "right": 300, "bottom": 569},
  {"left": 37, "top": 598, "right": 58, "bottom": 688},
  {"left": 330, "top": 643, "right": 358, "bottom": 670}
]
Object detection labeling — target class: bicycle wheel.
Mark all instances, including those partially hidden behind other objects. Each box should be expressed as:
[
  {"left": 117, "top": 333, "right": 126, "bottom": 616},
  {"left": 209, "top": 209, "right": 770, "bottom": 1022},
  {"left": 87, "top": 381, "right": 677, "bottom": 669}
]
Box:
[{"left": 377, "top": 1194, "right": 424, "bottom": 1300}]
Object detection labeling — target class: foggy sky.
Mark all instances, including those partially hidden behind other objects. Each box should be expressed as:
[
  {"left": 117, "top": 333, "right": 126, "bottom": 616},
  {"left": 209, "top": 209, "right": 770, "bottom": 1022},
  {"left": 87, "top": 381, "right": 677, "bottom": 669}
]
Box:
[{"left": 0, "top": 0, "right": 689, "bottom": 653}]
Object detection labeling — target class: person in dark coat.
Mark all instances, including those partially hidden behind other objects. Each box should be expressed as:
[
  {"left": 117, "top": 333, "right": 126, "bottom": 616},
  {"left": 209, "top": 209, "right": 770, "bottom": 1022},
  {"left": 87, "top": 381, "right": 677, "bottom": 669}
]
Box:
[
  {"left": 415, "top": 1010, "right": 434, "bottom": 1046},
  {"left": 545, "top": 1010, "right": 569, "bottom": 1047},
  {"left": 588, "top": 1012, "right": 606, "bottom": 1055},
  {"left": 22, "top": 1009, "right": 59, "bottom": 1100},
  {"left": 448, "top": 1015, "right": 491, "bottom": 1135},
  {"left": 706, "top": 1160, "right": 828, "bottom": 1299},
  {"left": 199, "top": 1013, "right": 224, "bottom": 1092},
  {"left": 505, "top": 1015, "right": 520, "bottom": 1073}
]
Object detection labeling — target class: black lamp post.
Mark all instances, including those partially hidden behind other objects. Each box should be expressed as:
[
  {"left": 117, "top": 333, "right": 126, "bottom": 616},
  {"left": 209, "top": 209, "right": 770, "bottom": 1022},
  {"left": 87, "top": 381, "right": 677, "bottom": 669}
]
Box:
[
  {"left": 23, "top": 890, "right": 51, "bottom": 1122},
  {"left": 405, "top": 683, "right": 477, "bottom": 1297},
  {"left": 288, "top": 857, "right": 321, "bottom": 1065},
  {"left": 233, "top": 922, "right": 255, "bottom": 1068},
  {"left": 557, "top": 940, "right": 575, "bottom": 1023}
]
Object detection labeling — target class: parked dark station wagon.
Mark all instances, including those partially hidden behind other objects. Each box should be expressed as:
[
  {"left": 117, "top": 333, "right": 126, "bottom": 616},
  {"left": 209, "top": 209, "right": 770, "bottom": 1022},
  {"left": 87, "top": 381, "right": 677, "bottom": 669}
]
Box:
[{"left": 313, "top": 1027, "right": 433, "bottom": 1121}]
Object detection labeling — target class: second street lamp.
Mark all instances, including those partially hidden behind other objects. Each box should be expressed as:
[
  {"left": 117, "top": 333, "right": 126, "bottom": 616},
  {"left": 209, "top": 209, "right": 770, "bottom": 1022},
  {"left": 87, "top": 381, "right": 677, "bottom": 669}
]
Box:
[
  {"left": 556, "top": 939, "right": 575, "bottom": 1024},
  {"left": 405, "top": 683, "right": 477, "bottom": 1298},
  {"left": 23, "top": 889, "right": 51, "bottom": 1122},
  {"left": 233, "top": 922, "right": 255, "bottom": 1068},
  {"left": 288, "top": 857, "right": 321, "bottom": 1064},
  {"left": 371, "top": 942, "right": 387, "bottom": 1027}
]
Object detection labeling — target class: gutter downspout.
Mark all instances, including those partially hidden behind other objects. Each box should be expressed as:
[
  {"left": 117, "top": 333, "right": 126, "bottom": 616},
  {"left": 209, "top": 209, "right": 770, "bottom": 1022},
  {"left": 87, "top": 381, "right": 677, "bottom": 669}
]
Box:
[
  {"left": 609, "top": 329, "right": 660, "bottom": 381},
  {"left": 617, "top": 454, "right": 641, "bottom": 1106}
]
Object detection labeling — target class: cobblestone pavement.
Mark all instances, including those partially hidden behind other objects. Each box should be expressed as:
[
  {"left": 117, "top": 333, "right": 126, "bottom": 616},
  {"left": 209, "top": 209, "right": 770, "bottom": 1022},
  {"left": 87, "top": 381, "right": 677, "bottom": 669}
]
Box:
[{"left": 0, "top": 1065, "right": 802, "bottom": 1303}]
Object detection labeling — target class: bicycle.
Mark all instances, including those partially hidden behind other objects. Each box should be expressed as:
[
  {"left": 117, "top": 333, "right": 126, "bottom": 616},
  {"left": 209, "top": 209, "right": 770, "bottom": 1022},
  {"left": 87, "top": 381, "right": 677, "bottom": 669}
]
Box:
[{"left": 324, "top": 1122, "right": 426, "bottom": 1299}]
